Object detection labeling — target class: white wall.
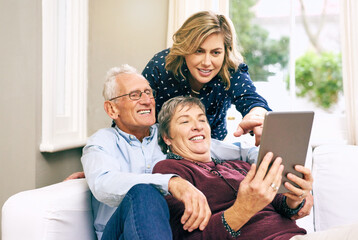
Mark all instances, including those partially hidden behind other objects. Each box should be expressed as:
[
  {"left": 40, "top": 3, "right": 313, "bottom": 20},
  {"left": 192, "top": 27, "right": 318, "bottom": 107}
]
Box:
[{"left": 88, "top": 0, "right": 169, "bottom": 134}]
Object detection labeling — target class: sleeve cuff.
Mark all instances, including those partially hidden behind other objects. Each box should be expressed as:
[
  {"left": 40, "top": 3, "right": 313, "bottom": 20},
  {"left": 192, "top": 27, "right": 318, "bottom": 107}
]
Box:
[
  {"left": 281, "top": 196, "right": 306, "bottom": 217},
  {"left": 221, "top": 212, "right": 241, "bottom": 238},
  {"left": 151, "top": 173, "right": 177, "bottom": 196}
]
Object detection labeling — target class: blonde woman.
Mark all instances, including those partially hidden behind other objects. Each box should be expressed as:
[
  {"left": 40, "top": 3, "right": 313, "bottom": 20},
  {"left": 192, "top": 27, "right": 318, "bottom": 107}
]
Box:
[{"left": 143, "top": 11, "right": 270, "bottom": 145}]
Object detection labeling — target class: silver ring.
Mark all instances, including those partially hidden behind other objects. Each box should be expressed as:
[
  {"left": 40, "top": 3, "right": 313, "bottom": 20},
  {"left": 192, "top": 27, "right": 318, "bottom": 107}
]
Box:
[
  {"left": 299, "top": 192, "right": 305, "bottom": 198},
  {"left": 270, "top": 183, "right": 279, "bottom": 191}
]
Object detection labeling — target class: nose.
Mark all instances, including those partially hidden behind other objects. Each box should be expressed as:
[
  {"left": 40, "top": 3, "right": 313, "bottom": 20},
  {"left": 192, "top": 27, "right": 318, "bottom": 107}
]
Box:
[
  {"left": 192, "top": 119, "right": 204, "bottom": 131},
  {"left": 202, "top": 53, "right": 211, "bottom": 67}
]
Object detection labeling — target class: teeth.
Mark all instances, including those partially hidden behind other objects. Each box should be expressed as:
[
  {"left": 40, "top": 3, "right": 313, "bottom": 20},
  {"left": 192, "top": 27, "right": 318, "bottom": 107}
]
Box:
[
  {"left": 199, "top": 69, "right": 211, "bottom": 73},
  {"left": 190, "top": 136, "right": 204, "bottom": 141},
  {"left": 138, "top": 110, "right": 150, "bottom": 114}
]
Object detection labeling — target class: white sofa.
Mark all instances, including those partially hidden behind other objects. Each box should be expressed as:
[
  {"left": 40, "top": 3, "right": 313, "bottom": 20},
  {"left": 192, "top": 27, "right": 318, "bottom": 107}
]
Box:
[{"left": 2, "top": 144, "right": 358, "bottom": 240}]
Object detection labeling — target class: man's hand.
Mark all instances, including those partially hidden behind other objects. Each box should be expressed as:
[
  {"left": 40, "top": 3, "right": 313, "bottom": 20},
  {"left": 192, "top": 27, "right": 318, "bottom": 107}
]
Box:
[
  {"left": 168, "top": 177, "right": 211, "bottom": 232},
  {"left": 291, "top": 192, "right": 314, "bottom": 220},
  {"left": 64, "top": 171, "right": 85, "bottom": 181},
  {"left": 234, "top": 107, "right": 267, "bottom": 146}
]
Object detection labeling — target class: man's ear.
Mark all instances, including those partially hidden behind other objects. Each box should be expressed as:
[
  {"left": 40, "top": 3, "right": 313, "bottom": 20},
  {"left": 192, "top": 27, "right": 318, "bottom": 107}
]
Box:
[
  {"left": 104, "top": 101, "right": 119, "bottom": 120},
  {"left": 162, "top": 134, "right": 172, "bottom": 146}
]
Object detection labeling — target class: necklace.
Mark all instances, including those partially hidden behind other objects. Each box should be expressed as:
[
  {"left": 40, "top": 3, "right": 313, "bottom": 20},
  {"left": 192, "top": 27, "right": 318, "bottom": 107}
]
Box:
[{"left": 191, "top": 88, "right": 200, "bottom": 95}]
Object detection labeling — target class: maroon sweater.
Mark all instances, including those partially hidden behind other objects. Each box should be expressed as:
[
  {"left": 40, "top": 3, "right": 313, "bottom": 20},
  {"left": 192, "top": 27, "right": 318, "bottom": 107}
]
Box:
[{"left": 153, "top": 158, "right": 306, "bottom": 240}]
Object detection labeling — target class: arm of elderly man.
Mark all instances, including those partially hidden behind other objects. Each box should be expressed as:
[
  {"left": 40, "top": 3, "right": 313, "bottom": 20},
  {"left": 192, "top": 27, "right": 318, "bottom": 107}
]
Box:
[{"left": 81, "top": 126, "right": 172, "bottom": 207}]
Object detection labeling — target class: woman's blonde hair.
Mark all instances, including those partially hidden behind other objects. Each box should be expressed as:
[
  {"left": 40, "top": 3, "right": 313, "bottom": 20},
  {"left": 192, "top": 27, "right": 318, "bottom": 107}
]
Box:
[{"left": 165, "top": 11, "right": 243, "bottom": 89}]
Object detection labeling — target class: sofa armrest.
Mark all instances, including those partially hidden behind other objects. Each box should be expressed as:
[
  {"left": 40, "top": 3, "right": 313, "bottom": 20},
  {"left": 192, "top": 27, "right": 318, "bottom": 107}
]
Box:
[
  {"left": 312, "top": 144, "right": 358, "bottom": 231},
  {"left": 2, "top": 179, "right": 96, "bottom": 240}
]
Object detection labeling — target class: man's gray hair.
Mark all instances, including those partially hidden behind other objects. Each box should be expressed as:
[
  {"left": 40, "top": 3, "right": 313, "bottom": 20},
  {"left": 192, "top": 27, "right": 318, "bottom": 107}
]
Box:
[
  {"left": 157, "top": 96, "right": 206, "bottom": 153},
  {"left": 103, "top": 64, "right": 138, "bottom": 101}
]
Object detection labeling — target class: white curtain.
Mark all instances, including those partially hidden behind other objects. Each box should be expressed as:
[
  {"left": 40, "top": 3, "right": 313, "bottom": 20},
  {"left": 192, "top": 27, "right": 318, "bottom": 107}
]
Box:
[
  {"left": 167, "top": 0, "right": 229, "bottom": 47},
  {"left": 340, "top": 0, "right": 358, "bottom": 145}
]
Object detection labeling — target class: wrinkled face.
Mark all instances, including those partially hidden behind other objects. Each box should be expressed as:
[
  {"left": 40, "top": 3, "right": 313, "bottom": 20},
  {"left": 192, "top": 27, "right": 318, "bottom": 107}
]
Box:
[
  {"left": 114, "top": 73, "right": 156, "bottom": 134},
  {"left": 164, "top": 104, "right": 211, "bottom": 162},
  {"left": 185, "top": 33, "right": 225, "bottom": 90}
]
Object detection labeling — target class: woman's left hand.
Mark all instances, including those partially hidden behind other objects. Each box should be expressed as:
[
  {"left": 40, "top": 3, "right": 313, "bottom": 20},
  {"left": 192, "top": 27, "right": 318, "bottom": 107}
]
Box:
[{"left": 283, "top": 165, "right": 313, "bottom": 209}]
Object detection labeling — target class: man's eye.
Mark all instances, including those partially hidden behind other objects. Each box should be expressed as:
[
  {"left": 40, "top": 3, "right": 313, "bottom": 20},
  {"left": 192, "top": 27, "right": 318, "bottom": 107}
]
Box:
[
  {"left": 144, "top": 89, "right": 152, "bottom": 95},
  {"left": 130, "top": 92, "right": 140, "bottom": 98}
]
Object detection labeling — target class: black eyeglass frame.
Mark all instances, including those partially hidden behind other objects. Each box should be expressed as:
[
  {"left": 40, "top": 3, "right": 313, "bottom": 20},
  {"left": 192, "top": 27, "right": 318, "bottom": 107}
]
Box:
[{"left": 109, "top": 89, "right": 156, "bottom": 101}]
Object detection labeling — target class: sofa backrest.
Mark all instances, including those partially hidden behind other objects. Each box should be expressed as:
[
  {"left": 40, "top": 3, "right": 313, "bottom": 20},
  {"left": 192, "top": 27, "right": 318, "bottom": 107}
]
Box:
[{"left": 312, "top": 144, "right": 358, "bottom": 231}]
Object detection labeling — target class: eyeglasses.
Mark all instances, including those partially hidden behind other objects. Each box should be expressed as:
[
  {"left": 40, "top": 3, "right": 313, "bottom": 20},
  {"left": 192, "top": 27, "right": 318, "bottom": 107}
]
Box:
[{"left": 109, "top": 89, "right": 156, "bottom": 101}]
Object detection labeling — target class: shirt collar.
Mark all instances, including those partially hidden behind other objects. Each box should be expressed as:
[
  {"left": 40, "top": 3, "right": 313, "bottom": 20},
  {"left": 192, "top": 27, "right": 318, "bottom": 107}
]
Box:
[{"left": 113, "top": 124, "right": 157, "bottom": 144}]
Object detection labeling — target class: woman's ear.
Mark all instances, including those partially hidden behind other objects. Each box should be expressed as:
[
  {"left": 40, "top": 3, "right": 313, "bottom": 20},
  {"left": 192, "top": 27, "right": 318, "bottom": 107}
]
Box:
[
  {"left": 162, "top": 134, "right": 172, "bottom": 146},
  {"left": 104, "top": 101, "right": 119, "bottom": 120}
]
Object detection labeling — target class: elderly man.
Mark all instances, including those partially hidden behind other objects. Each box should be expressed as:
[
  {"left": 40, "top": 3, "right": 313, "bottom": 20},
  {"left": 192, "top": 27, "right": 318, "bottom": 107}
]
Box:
[{"left": 81, "top": 64, "right": 312, "bottom": 240}]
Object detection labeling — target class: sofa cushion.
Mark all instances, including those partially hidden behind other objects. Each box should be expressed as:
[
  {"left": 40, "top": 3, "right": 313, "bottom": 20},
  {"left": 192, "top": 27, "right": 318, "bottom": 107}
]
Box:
[
  {"left": 312, "top": 144, "right": 358, "bottom": 231},
  {"left": 2, "top": 179, "right": 96, "bottom": 240}
]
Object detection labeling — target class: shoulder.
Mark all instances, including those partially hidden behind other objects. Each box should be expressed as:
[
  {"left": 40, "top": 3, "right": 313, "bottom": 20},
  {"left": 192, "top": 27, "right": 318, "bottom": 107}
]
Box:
[
  {"left": 154, "top": 159, "right": 183, "bottom": 171},
  {"left": 146, "top": 48, "right": 170, "bottom": 65},
  {"left": 154, "top": 159, "right": 194, "bottom": 175},
  {"left": 230, "top": 63, "right": 250, "bottom": 78},
  {"left": 88, "top": 127, "right": 117, "bottom": 142},
  {"left": 143, "top": 49, "right": 171, "bottom": 78},
  {"left": 86, "top": 127, "right": 124, "bottom": 149}
]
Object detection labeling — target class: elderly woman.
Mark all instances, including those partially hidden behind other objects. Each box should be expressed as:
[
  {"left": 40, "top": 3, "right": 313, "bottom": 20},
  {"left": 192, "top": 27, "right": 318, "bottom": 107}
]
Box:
[{"left": 152, "top": 96, "right": 358, "bottom": 240}]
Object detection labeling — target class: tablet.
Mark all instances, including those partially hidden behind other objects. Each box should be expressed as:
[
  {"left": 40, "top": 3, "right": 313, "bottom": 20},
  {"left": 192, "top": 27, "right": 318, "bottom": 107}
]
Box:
[{"left": 257, "top": 111, "right": 314, "bottom": 193}]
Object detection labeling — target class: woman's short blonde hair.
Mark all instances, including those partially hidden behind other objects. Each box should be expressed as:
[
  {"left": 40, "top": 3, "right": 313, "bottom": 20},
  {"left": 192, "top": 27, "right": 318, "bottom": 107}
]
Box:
[{"left": 165, "top": 11, "right": 243, "bottom": 89}]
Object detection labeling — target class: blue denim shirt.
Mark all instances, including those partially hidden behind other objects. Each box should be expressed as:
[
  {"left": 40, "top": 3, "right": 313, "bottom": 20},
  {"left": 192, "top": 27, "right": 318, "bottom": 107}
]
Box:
[
  {"left": 81, "top": 124, "right": 258, "bottom": 239},
  {"left": 142, "top": 48, "right": 271, "bottom": 140}
]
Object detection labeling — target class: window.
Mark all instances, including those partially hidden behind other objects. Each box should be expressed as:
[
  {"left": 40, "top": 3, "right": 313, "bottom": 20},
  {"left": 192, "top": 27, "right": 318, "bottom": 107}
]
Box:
[
  {"left": 40, "top": 0, "right": 88, "bottom": 152},
  {"left": 227, "top": 0, "right": 348, "bottom": 145}
]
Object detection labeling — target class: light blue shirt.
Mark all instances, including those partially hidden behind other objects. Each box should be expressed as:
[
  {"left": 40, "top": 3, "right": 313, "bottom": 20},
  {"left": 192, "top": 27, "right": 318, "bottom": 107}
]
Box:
[{"left": 81, "top": 124, "right": 258, "bottom": 239}]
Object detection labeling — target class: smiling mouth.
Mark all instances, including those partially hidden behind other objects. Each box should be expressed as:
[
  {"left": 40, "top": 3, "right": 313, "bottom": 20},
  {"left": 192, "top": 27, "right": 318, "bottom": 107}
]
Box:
[
  {"left": 138, "top": 109, "right": 151, "bottom": 114},
  {"left": 199, "top": 69, "right": 212, "bottom": 73},
  {"left": 190, "top": 135, "right": 204, "bottom": 141}
]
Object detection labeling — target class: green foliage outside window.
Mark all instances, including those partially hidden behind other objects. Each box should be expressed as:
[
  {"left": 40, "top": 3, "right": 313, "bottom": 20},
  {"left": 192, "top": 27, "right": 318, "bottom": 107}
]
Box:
[
  {"left": 292, "top": 51, "right": 343, "bottom": 109},
  {"left": 229, "top": 0, "right": 289, "bottom": 82},
  {"left": 229, "top": 0, "right": 343, "bottom": 109}
]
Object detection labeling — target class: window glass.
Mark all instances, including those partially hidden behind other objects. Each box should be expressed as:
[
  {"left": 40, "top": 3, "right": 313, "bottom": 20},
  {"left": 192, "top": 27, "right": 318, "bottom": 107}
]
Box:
[{"left": 227, "top": 0, "right": 347, "bottom": 144}]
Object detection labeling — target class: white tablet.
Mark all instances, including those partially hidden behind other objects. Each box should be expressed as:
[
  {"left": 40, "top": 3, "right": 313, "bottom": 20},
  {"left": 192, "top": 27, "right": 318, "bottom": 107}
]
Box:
[{"left": 257, "top": 111, "right": 314, "bottom": 193}]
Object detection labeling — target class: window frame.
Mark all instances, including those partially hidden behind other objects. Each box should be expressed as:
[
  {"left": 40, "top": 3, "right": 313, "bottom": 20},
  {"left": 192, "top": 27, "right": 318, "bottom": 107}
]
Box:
[{"left": 40, "top": 0, "right": 88, "bottom": 152}]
